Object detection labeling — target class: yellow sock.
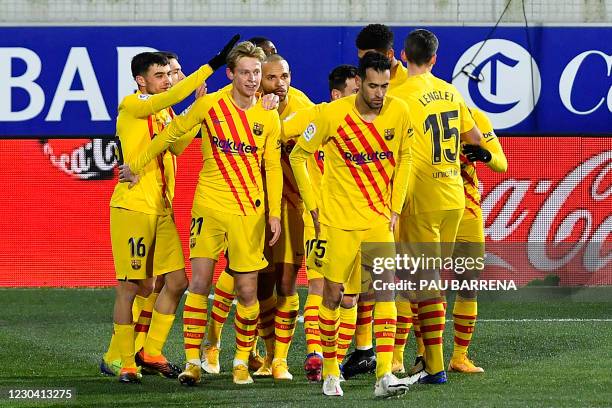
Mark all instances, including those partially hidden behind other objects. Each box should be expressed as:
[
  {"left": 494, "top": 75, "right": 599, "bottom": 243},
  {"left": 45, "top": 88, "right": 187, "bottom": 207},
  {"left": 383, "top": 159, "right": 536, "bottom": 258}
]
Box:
[
  {"left": 274, "top": 294, "right": 299, "bottom": 360},
  {"left": 257, "top": 295, "right": 277, "bottom": 357},
  {"left": 452, "top": 297, "right": 477, "bottom": 357},
  {"left": 411, "top": 302, "right": 425, "bottom": 357},
  {"left": 183, "top": 292, "right": 208, "bottom": 362},
  {"left": 318, "top": 304, "right": 340, "bottom": 378},
  {"left": 132, "top": 295, "right": 147, "bottom": 323},
  {"left": 419, "top": 298, "right": 446, "bottom": 374},
  {"left": 114, "top": 323, "right": 136, "bottom": 370},
  {"left": 355, "top": 300, "right": 374, "bottom": 349},
  {"left": 134, "top": 293, "right": 158, "bottom": 352},
  {"left": 303, "top": 293, "right": 322, "bottom": 354},
  {"left": 336, "top": 305, "right": 357, "bottom": 364},
  {"left": 104, "top": 330, "right": 121, "bottom": 362},
  {"left": 373, "top": 301, "right": 396, "bottom": 379},
  {"left": 393, "top": 298, "right": 413, "bottom": 364},
  {"left": 208, "top": 271, "right": 236, "bottom": 347},
  {"left": 143, "top": 309, "right": 175, "bottom": 357},
  {"left": 235, "top": 302, "right": 259, "bottom": 362}
]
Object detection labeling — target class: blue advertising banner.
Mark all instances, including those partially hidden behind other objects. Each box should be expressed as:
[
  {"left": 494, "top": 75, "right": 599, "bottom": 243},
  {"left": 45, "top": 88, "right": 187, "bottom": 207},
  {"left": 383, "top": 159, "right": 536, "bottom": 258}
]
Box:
[{"left": 0, "top": 25, "right": 610, "bottom": 136}]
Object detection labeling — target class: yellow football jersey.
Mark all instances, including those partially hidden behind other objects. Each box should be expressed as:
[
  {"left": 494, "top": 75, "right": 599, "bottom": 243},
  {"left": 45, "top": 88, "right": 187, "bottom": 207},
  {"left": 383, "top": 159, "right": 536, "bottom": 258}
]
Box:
[
  {"left": 279, "top": 89, "right": 315, "bottom": 210},
  {"left": 291, "top": 94, "right": 414, "bottom": 230},
  {"left": 282, "top": 103, "right": 325, "bottom": 227},
  {"left": 390, "top": 61, "right": 408, "bottom": 89},
  {"left": 388, "top": 71, "right": 475, "bottom": 215},
  {"left": 461, "top": 107, "right": 508, "bottom": 216},
  {"left": 129, "top": 88, "right": 283, "bottom": 218},
  {"left": 110, "top": 65, "right": 213, "bottom": 215}
]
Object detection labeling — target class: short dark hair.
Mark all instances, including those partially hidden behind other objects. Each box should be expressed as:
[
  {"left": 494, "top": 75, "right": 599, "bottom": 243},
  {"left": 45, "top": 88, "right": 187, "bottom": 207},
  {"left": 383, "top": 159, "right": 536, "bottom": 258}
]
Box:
[
  {"left": 247, "top": 36, "right": 273, "bottom": 47},
  {"left": 355, "top": 24, "right": 394, "bottom": 53},
  {"left": 328, "top": 64, "right": 358, "bottom": 92},
  {"left": 156, "top": 51, "right": 178, "bottom": 61},
  {"left": 403, "top": 29, "right": 439, "bottom": 66},
  {"left": 131, "top": 52, "right": 169, "bottom": 78},
  {"left": 358, "top": 51, "right": 391, "bottom": 79}
]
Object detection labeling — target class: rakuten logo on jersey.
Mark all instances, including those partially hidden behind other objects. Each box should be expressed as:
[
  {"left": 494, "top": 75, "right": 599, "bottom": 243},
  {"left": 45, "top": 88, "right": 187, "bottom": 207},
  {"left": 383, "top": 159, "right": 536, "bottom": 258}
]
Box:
[
  {"left": 344, "top": 150, "right": 393, "bottom": 165},
  {"left": 211, "top": 136, "right": 258, "bottom": 154},
  {"left": 453, "top": 39, "right": 541, "bottom": 129}
]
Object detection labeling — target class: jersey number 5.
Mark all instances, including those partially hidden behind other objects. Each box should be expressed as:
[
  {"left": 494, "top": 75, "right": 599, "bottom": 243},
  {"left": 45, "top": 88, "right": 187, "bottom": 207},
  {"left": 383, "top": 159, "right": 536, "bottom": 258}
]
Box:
[{"left": 425, "top": 110, "right": 459, "bottom": 164}]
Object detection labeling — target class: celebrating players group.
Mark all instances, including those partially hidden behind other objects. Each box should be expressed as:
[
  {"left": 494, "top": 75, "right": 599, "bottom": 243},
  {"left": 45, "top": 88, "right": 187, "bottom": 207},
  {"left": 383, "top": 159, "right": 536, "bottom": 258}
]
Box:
[{"left": 103, "top": 24, "right": 507, "bottom": 398}]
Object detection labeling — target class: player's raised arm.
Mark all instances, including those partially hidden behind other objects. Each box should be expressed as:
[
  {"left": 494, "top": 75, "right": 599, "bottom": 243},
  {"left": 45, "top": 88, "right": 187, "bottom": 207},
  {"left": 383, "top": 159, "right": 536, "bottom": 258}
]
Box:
[
  {"left": 465, "top": 109, "right": 508, "bottom": 173},
  {"left": 168, "top": 124, "right": 201, "bottom": 156},
  {"left": 120, "top": 34, "right": 240, "bottom": 118},
  {"left": 391, "top": 110, "right": 414, "bottom": 216},
  {"left": 128, "top": 96, "right": 210, "bottom": 174},
  {"left": 457, "top": 96, "right": 482, "bottom": 146}
]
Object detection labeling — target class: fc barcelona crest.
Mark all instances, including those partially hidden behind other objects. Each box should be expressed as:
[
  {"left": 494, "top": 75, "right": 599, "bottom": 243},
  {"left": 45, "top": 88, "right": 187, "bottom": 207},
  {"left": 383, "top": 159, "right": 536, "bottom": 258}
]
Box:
[
  {"left": 190, "top": 237, "right": 197, "bottom": 249},
  {"left": 384, "top": 128, "right": 395, "bottom": 141},
  {"left": 253, "top": 122, "right": 264, "bottom": 136},
  {"left": 131, "top": 259, "right": 142, "bottom": 270}
]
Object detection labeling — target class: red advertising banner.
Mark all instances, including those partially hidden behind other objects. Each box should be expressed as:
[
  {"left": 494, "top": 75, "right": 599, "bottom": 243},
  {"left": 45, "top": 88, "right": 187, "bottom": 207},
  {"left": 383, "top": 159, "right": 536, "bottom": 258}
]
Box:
[{"left": 0, "top": 136, "right": 609, "bottom": 287}]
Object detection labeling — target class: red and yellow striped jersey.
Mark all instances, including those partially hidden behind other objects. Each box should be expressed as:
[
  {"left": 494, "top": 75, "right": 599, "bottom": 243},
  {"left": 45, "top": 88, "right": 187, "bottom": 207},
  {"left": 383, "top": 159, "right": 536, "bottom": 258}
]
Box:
[
  {"left": 110, "top": 64, "right": 213, "bottom": 215},
  {"left": 279, "top": 89, "right": 315, "bottom": 210},
  {"left": 461, "top": 107, "right": 508, "bottom": 217},
  {"left": 129, "top": 88, "right": 283, "bottom": 218},
  {"left": 388, "top": 72, "right": 475, "bottom": 215},
  {"left": 291, "top": 94, "right": 414, "bottom": 230}
]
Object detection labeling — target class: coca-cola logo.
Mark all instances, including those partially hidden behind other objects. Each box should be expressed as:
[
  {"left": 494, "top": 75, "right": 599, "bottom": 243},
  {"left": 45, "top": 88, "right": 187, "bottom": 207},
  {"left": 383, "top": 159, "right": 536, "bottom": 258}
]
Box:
[
  {"left": 481, "top": 148, "right": 612, "bottom": 276},
  {"left": 40, "top": 138, "right": 117, "bottom": 180}
]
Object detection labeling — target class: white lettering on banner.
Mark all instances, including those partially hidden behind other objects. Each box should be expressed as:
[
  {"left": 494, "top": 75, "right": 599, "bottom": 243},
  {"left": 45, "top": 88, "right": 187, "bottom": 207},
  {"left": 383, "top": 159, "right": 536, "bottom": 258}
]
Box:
[
  {"left": 482, "top": 180, "right": 531, "bottom": 240},
  {"left": 482, "top": 150, "right": 612, "bottom": 273},
  {"left": 559, "top": 50, "right": 612, "bottom": 115},
  {"left": 42, "top": 139, "right": 117, "bottom": 179},
  {"left": 117, "top": 46, "right": 158, "bottom": 105},
  {"left": 0, "top": 47, "right": 45, "bottom": 121},
  {"left": 45, "top": 47, "right": 110, "bottom": 121}
]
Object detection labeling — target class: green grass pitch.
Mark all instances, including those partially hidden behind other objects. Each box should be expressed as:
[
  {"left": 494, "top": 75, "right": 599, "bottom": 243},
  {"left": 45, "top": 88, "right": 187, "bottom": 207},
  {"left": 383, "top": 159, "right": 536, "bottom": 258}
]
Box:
[{"left": 0, "top": 288, "right": 610, "bottom": 407}]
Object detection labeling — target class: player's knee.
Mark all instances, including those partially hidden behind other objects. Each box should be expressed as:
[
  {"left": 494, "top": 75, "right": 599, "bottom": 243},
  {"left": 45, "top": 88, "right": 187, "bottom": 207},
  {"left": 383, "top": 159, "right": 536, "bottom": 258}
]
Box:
[
  {"left": 341, "top": 294, "right": 358, "bottom": 309},
  {"left": 308, "top": 278, "right": 324, "bottom": 296},
  {"left": 458, "top": 289, "right": 477, "bottom": 299},
  {"left": 165, "top": 271, "right": 188, "bottom": 294},
  {"left": 322, "top": 280, "right": 342, "bottom": 309},
  {"left": 237, "top": 286, "right": 257, "bottom": 306},
  {"left": 189, "top": 274, "right": 211, "bottom": 296}
]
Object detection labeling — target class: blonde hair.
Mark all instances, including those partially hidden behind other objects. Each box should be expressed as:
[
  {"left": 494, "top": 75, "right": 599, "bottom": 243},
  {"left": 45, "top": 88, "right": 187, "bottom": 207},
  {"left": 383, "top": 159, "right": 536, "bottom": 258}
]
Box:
[{"left": 227, "top": 41, "right": 266, "bottom": 72}]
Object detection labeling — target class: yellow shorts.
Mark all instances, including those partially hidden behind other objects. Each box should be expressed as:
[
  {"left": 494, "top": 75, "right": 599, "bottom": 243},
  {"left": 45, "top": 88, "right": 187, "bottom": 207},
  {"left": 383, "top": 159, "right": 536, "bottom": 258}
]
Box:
[
  {"left": 307, "top": 222, "right": 393, "bottom": 294},
  {"left": 303, "top": 225, "right": 365, "bottom": 294},
  {"left": 190, "top": 205, "right": 267, "bottom": 273},
  {"left": 396, "top": 208, "right": 463, "bottom": 260},
  {"left": 454, "top": 208, "right": 485, "bottom": 259},
  {"left": 110, "top": 207, "right": 185, "bottom": 281},
  {"left": 272, "top": 206, "right": 304, "bottom": 265}
]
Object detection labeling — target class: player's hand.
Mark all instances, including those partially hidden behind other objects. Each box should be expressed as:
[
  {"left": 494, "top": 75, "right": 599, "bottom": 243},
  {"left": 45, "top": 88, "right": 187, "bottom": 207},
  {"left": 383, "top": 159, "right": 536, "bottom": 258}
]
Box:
[
  {"left": 261, "top": 93, "right": 279, "bottom": 110},
  {"left": 310, "top": 209, "right": 320, "bottom": 238},
  {"left": 195, "top": 81, "right": 207, "bottom": 99},
  {"left": 462, "top": 144, "right": 492, "bottom": 163},
  {"left": 268, "top": 216, "right": 281, "bottom": 246},
  {"left": 207, "top": 34, "right": 240, "bottom": 71},
  {"left": 118, "top": 164, "right": 140, "bottom": 189},
  {"left": 390, "top": 211, "right": 399, "bottom": 232}
]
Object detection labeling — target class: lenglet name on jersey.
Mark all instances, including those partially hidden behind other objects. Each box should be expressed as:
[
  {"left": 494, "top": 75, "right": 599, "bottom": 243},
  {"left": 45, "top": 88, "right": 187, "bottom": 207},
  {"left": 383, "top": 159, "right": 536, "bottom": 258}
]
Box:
[
  {"left": 418, "top": 90, "right": 455, "bottom": 107},
  {"left": 344, "top": 150, "right": 393, "bottom": 164},
  {"left": 211, "top": 136, "right": 258, "bottom": 154},
  {"left": 433, "top": 168, "right": 458, "bottom": 179}
]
